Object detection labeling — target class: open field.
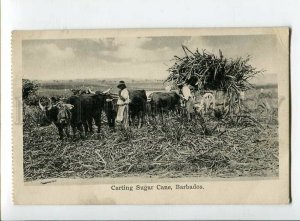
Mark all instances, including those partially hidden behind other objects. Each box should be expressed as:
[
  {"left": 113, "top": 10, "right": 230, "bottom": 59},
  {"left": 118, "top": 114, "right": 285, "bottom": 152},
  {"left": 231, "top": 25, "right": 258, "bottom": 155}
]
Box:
[
  {"left": 37, "top": 79, "right": 166, "bottom": 97},
  {"left": 23, "top": 82, "right": 279, "bottom": 182}
]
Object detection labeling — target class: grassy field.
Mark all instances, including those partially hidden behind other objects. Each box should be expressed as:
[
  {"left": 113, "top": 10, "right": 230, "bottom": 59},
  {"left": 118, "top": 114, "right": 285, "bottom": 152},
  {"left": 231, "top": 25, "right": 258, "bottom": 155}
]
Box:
[
  {"left": 23, "top": 82, "right": 279, "bottom": 182},
  {"left": 37, "top": 79, "right": 166, "bottom": 97}
]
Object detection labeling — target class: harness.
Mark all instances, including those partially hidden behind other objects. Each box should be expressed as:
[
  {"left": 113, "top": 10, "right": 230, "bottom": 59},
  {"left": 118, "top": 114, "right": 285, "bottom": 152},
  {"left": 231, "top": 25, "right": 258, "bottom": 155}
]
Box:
[{"left": 56, "top": 105, "right": 72, "bottom": 124}]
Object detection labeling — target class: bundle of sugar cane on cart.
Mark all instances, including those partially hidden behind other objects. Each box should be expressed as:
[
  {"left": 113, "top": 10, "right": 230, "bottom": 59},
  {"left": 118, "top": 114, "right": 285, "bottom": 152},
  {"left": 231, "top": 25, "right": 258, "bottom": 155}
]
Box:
[{"left": 165, "top": 45, "right": 263, "bottom": 120}]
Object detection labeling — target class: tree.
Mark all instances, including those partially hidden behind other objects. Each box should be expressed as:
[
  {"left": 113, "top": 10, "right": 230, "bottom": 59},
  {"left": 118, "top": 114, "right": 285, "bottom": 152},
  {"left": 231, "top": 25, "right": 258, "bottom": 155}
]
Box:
[{"left": 22, "top": 79, "right": 39, "bottom": 100}]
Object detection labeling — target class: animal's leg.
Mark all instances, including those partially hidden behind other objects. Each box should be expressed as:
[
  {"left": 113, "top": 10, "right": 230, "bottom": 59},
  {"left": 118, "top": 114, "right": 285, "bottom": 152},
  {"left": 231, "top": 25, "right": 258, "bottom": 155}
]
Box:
[
  {"left": 187, "top": 110, "right": 191, "bottom": 121},
  {"left": 129, "top": 115, "right": 132, "bottom": 126},
  {"left": 65, "top": 125, "right": 70, "bottom": 138},
  {"left": 110, "top": 111, "right": 116, "bottom": 129},
  {"left": 129, "top": 112, "right": 135, "bottom": 127},
  {"left": 71, "top": 123, "right": 77, "bottom": 138},
  {"left": 141, "top": 111, "right": 145, "bottom": 128},
  {"left": 96, "top": 112, "right": 102, "bottom": 133},
  {"left": 77, "top": 123, "right": 85, "bottom": 139},
  {"left": 106, "top": 108, "right": 115, "bottom": 130},
  {"left": 87, "top": 118, "right": 93, "bottom": 133},
  {"left": 135, "top": 113, "right": 139, "bottom": 127},
  {"left": 107, "top": 112, "right": 115, "bottom": 132},
  {"left": 152, "top": 104, "right": 157, "bottom": 119},
  {"left": 149, "top": 105, "right": 155, "bottom": 124},
  {"left": 57, "top": 126, "right": 64, "bottom": 140},
  {"left": 93, "top": 117, "right": 100, "bottom": 134},
  {"left": 83, "top": 121, "right": 89, "bottom": 133},
  {"left": 137, "top": 112, "right": 142, "bottom": 128},
  {"left": 139, "top": 112, "right": 143, "bottom": 128},
  {"left": 131, "top": 114, "right": 135, "bottom": 127}
]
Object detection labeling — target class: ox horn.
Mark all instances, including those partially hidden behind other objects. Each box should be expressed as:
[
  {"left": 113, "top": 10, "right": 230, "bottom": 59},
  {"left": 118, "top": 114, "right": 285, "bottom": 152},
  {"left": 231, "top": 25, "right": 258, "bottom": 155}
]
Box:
[
  {"left": 103, "top": 87, "right": 112, "bottom": 94},
  {"left": 88, "top": 88, "right": 95, "bottom": 94},
  {"left": 39, "top": 98, "right": 45, "bottom": 111},
  {"left": 47, "top": 98, "right": 53, "bottom": 111}
]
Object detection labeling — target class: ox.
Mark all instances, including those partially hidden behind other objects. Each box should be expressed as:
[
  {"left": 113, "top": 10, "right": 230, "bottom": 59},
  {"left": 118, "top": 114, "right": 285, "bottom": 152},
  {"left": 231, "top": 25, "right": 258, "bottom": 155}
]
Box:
[
  {"left": 194, "top": 92, "right": 216, "bottom": 115},
  {"left": 149, "top": 91, "right": 181, "bottom": 121},
  {"left": 39, "top": 98, "right": 73, "bottom": 140},
  {"left": 102, "top": 91, "right": 118, "bottom": 130},
  {"left": 70, "top": 88, "right": 115, "bottom": 134},
  {"left": 66, "top": 91, "right": 115, "bottom": 137},
  {"left": 129, "top": 90, "right": 147, "bottom": 128}
]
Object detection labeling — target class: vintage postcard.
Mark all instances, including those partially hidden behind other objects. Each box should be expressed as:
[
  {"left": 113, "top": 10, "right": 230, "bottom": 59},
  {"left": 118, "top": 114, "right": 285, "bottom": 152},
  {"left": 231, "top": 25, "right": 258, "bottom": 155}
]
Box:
[{"left": 12, "top": 28, "right": 290, "bottom": 204}]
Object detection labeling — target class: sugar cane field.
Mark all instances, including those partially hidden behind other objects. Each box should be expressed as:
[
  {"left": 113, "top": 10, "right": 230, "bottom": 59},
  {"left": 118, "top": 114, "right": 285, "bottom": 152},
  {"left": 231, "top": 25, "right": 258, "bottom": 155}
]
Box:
[{"left": 22, "top": 81, "right": 279, "bottom": 182}]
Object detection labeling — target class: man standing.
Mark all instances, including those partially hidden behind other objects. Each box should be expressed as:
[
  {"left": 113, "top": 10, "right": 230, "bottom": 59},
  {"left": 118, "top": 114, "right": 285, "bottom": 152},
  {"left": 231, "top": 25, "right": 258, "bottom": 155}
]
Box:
[
  {"left": 116, "top": 80, "right": 130, "bottom": 129},
  {"left": 178, "top": 82, "right": 194, "bottom": 121}
]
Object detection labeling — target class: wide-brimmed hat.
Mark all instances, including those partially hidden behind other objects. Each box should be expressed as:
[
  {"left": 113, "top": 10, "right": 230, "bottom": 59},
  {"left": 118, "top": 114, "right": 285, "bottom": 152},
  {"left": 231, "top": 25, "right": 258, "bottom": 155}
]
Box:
[{"left": 117, "top": 80, "right": 126, "bottom": 88}]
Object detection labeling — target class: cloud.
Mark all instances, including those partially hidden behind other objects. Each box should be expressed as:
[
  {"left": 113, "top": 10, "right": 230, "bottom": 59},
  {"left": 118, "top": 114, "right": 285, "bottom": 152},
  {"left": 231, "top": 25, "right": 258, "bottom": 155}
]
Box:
[
  {"left": 22, "top": 35, "right": 283, "bottom": 80},
  {"left": 23, "top": 42, "right": 75, "bottom": 60},
  {"left": 140, "top": 36, "right": 190, "bottom": 50},
  {"left": 106, "top": 37, "right": 187, "bottom": 64},
  {"left": 23, "top": 37, "right": 186, "bottom": 66},
  {"left": 182, "top": 35, "right": 281, "bottom": 74}
]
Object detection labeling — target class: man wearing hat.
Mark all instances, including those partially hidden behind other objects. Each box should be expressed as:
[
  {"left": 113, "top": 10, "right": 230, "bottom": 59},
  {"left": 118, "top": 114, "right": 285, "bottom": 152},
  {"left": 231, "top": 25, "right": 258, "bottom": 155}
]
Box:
[{"left": 116, "top": 80, "right": 130, "bottom": 129}]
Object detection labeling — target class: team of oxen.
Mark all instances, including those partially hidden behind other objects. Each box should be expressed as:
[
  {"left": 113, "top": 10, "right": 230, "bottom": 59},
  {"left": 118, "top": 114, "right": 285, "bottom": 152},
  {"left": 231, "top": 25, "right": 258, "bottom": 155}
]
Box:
[{"left": 38, "top": 88, "right": 216, "bottom": 140}]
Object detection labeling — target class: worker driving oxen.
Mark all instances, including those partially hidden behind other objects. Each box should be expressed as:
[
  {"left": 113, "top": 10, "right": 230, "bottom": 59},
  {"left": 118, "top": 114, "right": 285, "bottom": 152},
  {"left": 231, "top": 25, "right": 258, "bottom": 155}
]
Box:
[
  {"left": 113, "top": 80, "right": 148, "bottom": 129},
  {"left": 178, "top": 82, "right": 195, "bottom": 121},
  {"left": 115, "top": 81, "right": 130, "bottom": 130}
]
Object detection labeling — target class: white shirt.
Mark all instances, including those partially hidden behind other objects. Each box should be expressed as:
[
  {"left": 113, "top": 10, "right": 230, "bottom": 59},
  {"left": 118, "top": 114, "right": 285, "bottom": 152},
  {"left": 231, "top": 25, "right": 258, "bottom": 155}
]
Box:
[
  {"left": 117, "top": 88, "right": 130, "bottom": 105},
  {"left": 181, "top": 85, "right": 192, "bottom": 100}
]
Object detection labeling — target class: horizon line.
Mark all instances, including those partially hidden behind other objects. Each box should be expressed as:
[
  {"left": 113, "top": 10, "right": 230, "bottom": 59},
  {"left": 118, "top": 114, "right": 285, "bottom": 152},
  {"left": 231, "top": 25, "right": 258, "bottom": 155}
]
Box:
[{"left": 24, "top": 73, "right": 277, "bottom": 81}]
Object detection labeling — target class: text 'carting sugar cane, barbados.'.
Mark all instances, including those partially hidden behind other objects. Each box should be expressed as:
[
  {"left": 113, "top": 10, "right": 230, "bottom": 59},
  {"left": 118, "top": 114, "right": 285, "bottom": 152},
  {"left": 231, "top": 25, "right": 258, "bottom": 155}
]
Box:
[{"left": 110, "top": 184, "right": 204, "bottom": 191}]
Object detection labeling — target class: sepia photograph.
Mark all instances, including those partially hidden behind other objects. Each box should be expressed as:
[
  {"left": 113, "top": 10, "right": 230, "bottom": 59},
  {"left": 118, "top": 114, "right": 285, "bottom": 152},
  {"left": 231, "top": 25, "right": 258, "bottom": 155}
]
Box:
[{"left": 12, "top": 28, "right": 290, "bottom": 204}]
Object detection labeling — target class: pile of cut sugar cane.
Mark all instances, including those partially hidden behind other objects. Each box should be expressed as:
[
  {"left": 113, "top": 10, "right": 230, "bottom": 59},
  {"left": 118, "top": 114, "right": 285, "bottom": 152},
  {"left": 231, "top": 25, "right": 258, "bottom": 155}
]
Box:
[{"left": 166, "top": 45, "right": 263, "bottom": 97}]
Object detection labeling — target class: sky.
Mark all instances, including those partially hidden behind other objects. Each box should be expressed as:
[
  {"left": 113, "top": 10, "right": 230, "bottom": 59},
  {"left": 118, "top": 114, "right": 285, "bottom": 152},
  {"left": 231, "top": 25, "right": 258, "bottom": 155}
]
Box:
[{"left": 22, "top": 34, "right": 285, "bottom": 80}]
